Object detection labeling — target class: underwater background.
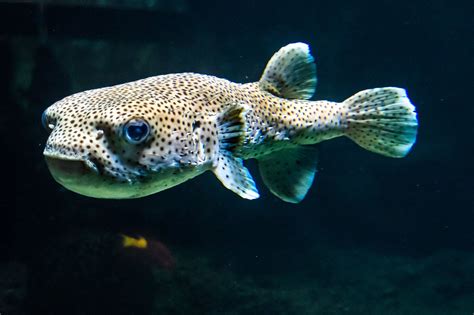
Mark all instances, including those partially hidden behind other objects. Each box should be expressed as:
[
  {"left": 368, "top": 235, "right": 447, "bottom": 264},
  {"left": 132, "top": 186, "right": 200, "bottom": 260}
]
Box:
[{"left": 2, "top": 0, "right": 473, "bottom": 314}]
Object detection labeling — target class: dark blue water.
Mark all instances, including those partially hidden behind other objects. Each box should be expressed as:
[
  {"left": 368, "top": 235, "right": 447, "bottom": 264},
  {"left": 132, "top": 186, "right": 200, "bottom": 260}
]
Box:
[{"left": 3, "top": 0, "right": 473, "bottom": 314}]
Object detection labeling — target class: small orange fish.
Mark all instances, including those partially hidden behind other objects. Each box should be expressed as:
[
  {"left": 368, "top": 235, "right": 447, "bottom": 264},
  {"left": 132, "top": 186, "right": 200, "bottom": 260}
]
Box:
[{"left": 121, "top": 234, "right": 175, "bottom": 270}]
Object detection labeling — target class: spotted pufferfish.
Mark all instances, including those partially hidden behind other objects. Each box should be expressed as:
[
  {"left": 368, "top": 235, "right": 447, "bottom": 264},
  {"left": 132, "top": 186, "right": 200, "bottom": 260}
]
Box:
[{"left": 42, "top": 43, "right": 418, "bottom": 203}]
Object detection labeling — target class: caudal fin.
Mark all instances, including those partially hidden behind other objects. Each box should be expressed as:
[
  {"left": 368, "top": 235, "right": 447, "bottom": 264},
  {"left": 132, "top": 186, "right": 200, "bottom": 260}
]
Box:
[{"left": 343, "top": 87, "right": 418, "bottom": 158}]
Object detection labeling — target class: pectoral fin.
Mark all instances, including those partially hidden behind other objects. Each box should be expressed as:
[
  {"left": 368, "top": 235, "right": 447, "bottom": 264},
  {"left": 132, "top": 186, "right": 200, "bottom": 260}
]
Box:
[
  {"left": 213, "top": 153, "right": 259, "bottom": 200},
  {"left": 258, "top": 146, "right": 318, "bottom": 203},
  {"left": 213, "top": 103, "right": 259, "bottom": 200},
  {"left": 216, "top": 103, "right": 248, "bottom": 153}
]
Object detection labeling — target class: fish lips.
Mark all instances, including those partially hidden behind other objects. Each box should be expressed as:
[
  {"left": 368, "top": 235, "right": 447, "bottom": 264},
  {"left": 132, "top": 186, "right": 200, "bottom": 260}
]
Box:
[
  {"left": 43, "top": 155, "right": 113, "bottom": 197},
  {"left": 44, "top": 155, "right": 101, "bottom": 177},
  {"left": 43, "top": 154, "right": 152, "bottom": 199}
]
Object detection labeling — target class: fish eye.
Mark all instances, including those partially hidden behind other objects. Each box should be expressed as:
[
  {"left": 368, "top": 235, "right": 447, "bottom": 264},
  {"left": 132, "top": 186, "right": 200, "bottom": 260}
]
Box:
[{"left": 123, "top": 119, "right": 150, "bottom": 144}]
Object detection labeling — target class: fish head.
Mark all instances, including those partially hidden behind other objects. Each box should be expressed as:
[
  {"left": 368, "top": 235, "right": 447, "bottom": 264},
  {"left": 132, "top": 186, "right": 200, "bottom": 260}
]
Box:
[{"left": 42, "top": 85, "right": 206, "bottom": 199}]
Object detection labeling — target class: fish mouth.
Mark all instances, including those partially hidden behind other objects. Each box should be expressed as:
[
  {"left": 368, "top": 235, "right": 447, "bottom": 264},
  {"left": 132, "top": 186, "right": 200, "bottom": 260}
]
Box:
[
  {"left": 44, "top": 155, "right": 147, "bottom": 199},
  {"left": 44, "top": 156, "right": 101, "bottom": 177},
  {"left": 43, "top": 155, "right": 116, "bottom": 198}
]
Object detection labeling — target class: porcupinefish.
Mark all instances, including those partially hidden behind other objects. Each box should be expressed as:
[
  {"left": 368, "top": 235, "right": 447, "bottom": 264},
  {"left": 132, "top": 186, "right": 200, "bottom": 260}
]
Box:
[{"left": 42, "top": 43, "right": 418, "bottom": 203}]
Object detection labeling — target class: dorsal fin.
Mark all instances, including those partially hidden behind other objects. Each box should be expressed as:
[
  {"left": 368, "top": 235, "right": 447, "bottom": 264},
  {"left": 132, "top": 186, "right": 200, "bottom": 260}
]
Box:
[{"left": 259, "top": 42, "right": 317, "bottom": 100}]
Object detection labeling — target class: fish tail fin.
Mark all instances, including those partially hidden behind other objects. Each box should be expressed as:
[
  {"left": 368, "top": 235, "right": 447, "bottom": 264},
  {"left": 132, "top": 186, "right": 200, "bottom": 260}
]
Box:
[{"left": 343, "top": 87, "right": 418, "bottom": 158}]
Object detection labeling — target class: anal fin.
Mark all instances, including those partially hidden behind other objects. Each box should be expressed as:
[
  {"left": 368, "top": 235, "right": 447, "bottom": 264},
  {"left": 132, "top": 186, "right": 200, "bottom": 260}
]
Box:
[{"left": 258, "top": 146, "right": 318, "bottom": 203}]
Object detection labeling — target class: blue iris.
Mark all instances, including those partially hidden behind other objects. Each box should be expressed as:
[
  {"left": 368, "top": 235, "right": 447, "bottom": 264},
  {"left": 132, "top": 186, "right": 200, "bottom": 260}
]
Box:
[{"left": 123, "top": 119, "right": 150, "bottom": 144}]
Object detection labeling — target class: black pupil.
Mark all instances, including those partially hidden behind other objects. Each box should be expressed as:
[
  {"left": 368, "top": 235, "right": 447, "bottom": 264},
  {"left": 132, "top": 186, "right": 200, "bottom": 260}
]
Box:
[{"left": 127, "top": 122, "right": 148, "bottom": 141}]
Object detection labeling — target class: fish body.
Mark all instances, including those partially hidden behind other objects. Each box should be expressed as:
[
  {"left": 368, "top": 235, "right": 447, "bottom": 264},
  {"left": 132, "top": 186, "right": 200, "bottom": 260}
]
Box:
[{"left": 43, "top": 43, "right": 418, "bottom": 203}]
